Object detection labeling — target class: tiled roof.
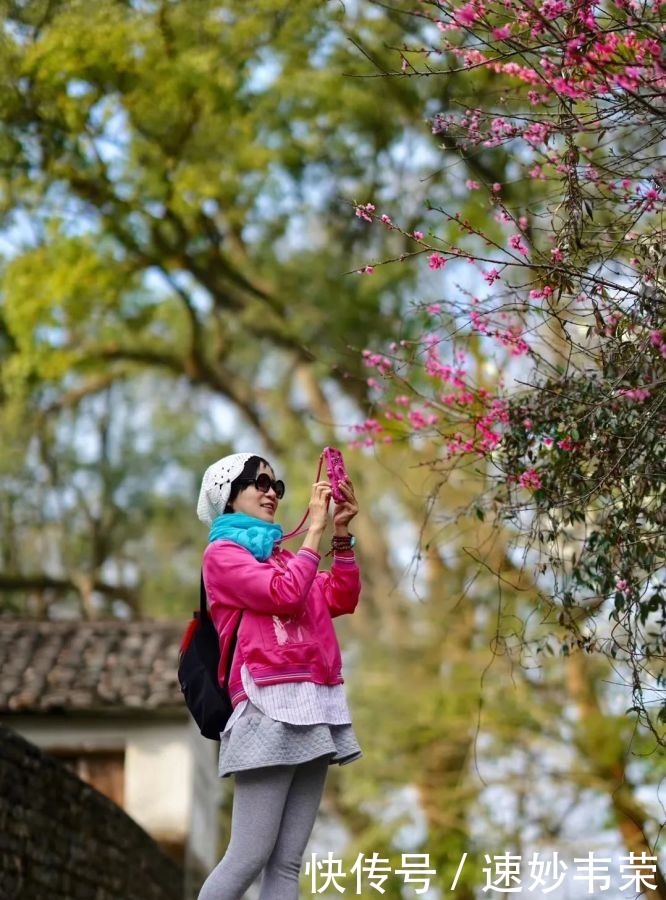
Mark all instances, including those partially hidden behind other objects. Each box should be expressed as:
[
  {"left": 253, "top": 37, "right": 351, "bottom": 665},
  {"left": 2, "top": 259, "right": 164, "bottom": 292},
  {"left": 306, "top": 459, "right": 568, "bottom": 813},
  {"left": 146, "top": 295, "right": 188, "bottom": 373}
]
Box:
[{"left": 0, "top": 619, "right": 186, "bottom": 714}]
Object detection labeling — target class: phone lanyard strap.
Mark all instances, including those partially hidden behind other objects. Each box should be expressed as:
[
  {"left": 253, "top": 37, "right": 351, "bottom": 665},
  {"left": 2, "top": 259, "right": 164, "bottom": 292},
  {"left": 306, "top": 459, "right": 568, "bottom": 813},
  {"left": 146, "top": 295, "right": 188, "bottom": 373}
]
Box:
[{"left": 278, "top": 453, "right": 324, "bottom": 543}]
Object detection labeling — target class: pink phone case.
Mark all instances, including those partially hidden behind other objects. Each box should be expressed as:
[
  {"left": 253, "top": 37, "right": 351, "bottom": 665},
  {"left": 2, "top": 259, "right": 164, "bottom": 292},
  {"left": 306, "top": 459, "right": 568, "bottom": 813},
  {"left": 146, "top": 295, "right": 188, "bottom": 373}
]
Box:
[{"left": 322, "top": 446, "right": 348, "bottom": 503}]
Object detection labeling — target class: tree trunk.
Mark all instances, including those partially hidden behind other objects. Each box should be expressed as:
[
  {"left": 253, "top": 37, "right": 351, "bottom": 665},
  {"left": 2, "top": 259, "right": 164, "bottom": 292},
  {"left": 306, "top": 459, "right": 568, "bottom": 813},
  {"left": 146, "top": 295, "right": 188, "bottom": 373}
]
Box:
[{"left": 565, "top": 651, "right": 666, "bottom": 899}]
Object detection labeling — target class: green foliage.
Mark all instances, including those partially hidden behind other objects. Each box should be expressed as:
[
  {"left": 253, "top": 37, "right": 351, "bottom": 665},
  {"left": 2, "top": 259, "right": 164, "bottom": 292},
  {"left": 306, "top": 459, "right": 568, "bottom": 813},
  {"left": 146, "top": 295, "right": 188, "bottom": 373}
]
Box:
[
  {"left": 496, "top": 246, "right": 666, "bottom": 723},
  {"left": 0, "top": 0, "right": 663, "bottom": 884},
  {"left": 0, "top": 0, "right": 453, "bottom": 445}
]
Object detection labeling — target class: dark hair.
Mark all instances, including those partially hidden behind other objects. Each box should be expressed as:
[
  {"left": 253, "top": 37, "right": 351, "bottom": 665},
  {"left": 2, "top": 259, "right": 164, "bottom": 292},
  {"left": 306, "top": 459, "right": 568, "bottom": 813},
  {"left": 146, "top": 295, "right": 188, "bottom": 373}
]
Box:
[{"left": 224, "top": 456, "right": 273, "bottom": 513}]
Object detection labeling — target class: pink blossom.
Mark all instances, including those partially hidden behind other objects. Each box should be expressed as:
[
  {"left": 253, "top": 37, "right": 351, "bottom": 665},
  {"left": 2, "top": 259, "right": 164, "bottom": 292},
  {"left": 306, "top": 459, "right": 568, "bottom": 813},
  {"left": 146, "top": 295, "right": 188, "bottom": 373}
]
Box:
[
  {"left": 611, "top": 71, "right": 641, "bottom": 91},
  {"left": 358, "top": 266, "right": 375, "bottom": 275},
  {"left": 541, "top": 0, "right": 567, "bottom": 20},
  {"left": 352, "top": 418, "right": 383, "bottom": 435},
  {"left": 455, "top": 2, "right": 480, "bottom": 26},
  {"left": 619, "top": 387, "right": 651, "bottom": 402},
  {"left": 616, "top": 579, "right": 628, "bottom": 592},
  {"left": 506, "top": 334, "right": 530, "bottom": 356},
  {"left": 498, "top": 62, "right": 541, "bottom": 85},
  {"left": 565, "top": 35, "right": 585, "bottom": 62},
  {"left": 523, "top": 122, "right": 552, "bottom": 146},
  {"left": 637, "top": 186, "right": 661, "bottom": 212},
  {"left": 409, "top": 409, "right": 439, "bottom": 430},
  {"left": 492, "top": 24, "right": 512, "bottom": 40},
  {"left": 523, "top": 418, "right": 533, "bottom": 430},
  {"left": 380, "top": 214, "right": 393, "bottom": 226},
  {"left": 509, "top": 234, "right": 529, "bottom": 256},
  {"left": 427, "top": 303, "right": 443, "bottom": 314},
  {"left": 490, "top": 117, "right": 517, "bottom": 139},
  {"left": 413, "top": 230, "right": 424, "bottom": 240},
  {"left": 470, "top": 310, "right": 490, "bottom": 334},
  {"left": 361, "top": 351, "right": 392, "bottom": 374},
  {"left": 424, "top": 341, "right": 467, "bottom": 388},
  {"left": 358, "top": 202, "right": 378, "bottom": 221},
  {"left": 551, "top": 77, "right": 587, "bottom": 99},
  {"left": 484, "top": 268, "right": 501, "bottom": 285},
  {"left": 519, "top": 468, "right": 542, "bottom": 490},
  {"left": 428, "top": 254, "right": 447, "bottom": 270},
  {"left": 476, "top": 421, "right": 502, "bottom": 451},
  {"left": 542, "top": 436, "right": 554, "bottom": 448},
  {"left": 354, "top": 203, "right": 376, "bottom": 223},
  {"left": 465, "top": 179, "right": 481, "bottom": 190},
  {"left": 492, "top": 182, "right": 502, "bottom": 193},
  {"left": 557, "top": 436, "right": 574, "bottom": 451}
]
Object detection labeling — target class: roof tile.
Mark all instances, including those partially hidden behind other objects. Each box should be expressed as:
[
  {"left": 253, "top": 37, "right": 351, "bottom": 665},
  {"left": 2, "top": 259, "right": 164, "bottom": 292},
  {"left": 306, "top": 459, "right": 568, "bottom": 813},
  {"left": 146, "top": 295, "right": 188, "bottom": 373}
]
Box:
[{"left": 0, "top": 619, "right": 186, "bottom": 714}]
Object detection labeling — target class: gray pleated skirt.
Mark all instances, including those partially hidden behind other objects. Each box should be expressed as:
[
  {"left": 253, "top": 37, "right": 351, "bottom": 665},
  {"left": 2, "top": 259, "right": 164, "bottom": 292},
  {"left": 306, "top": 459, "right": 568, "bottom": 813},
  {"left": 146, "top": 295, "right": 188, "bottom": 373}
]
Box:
[{"left": 218, "top": 702, "right": 362, "bottom": 778}]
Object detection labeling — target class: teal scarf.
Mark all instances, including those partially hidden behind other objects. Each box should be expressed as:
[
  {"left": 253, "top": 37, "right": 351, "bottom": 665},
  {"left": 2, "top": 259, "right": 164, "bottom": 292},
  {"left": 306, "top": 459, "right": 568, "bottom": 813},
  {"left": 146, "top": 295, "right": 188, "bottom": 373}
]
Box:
[{"left": 208, "top": 512, "right": 283, "bottom": 562}]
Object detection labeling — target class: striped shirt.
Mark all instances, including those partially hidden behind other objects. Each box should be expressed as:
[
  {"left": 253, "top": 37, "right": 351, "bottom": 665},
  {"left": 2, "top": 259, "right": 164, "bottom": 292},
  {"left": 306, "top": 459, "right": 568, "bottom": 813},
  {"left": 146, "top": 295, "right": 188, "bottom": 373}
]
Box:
[{"left": 223, "top": 664, "right": 352, "bottom": 733}]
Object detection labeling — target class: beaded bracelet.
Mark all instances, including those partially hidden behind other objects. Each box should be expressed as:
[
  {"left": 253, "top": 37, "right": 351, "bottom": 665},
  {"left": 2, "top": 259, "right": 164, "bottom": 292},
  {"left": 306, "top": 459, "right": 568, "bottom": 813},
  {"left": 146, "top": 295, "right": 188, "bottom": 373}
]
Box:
[{"left": 330, "top": 534, "right": 356, "bottom": 551}]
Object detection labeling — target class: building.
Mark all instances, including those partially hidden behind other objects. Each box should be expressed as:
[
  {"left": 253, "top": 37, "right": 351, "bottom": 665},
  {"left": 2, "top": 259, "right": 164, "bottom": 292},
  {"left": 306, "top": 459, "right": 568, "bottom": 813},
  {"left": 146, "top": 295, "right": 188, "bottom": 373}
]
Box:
[{"left": 0, "top": 618, "right": 220, "bottom": 895}]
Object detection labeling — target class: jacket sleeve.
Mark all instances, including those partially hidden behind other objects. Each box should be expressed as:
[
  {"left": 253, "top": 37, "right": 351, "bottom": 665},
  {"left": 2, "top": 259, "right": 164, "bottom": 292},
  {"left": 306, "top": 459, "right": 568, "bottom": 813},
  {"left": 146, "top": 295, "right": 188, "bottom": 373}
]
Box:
[
  {"left": 203, "top": 541, "right": 318, "bottom": 616},
  {"left": 318, "top": 552, "right": 361, "bottom": 618}
]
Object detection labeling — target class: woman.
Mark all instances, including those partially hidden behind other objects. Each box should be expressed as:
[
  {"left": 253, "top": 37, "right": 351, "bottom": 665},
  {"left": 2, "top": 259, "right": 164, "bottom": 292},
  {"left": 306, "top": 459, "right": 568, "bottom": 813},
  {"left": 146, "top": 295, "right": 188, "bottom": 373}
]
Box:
[{"left": 196, "top": 452, "right": 361, "bottom": 900}]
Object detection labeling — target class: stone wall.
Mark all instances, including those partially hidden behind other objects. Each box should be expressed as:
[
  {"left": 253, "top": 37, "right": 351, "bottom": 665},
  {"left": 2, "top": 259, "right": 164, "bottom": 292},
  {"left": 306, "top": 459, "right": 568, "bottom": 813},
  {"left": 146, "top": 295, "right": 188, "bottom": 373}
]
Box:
[{"left": 0, "top": 725, "right": 183, "bottom": 900}]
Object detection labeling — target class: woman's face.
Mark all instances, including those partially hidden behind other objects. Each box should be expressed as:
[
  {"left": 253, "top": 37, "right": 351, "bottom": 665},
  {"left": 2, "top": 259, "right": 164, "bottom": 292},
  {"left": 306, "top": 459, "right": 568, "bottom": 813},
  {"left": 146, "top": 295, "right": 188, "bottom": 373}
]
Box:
[{"left": 231, "top": 462, "right": 280, "bottom": 523}]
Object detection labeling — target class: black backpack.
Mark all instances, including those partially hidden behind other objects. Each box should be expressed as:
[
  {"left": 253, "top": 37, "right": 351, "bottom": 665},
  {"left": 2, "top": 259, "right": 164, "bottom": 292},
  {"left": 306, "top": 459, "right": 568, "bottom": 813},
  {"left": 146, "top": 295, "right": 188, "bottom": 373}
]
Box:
[{"left": 177, "top": 575, "right": 240, "bottom": 740}]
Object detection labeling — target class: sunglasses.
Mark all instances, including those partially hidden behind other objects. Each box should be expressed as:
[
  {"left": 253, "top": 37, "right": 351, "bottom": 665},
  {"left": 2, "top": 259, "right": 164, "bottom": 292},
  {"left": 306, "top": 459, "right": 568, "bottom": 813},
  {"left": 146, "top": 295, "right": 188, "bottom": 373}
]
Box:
[{"left": 238, "top": 473, "right": 285, "bottom": 499}]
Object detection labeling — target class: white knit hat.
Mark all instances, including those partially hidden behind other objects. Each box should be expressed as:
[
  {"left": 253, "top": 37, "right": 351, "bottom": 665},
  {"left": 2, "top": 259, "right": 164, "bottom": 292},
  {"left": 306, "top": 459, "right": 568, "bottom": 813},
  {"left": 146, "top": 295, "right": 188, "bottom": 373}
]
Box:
[{"left": 196, "top": 452, "right": 255, "bottom": 525}]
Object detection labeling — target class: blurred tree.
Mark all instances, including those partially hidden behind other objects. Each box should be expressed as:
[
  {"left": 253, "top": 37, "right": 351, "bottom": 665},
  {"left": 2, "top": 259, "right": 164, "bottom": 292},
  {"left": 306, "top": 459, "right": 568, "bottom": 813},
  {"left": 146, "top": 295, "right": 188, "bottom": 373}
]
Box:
[
  {"left": 0, "top": 1, "right": 662, "bottom": 895},
  {"left": 0, "top": 0, "right": 419, "bottom": 609},
  {"left": 331, "top": 0, "right": 665, "bottom": 890},
  {"left": 350, "top": 0, "right": 665, "bottom": 727},
  {"left": 0, "top": 5, "right": 516, "bottom": 887}
]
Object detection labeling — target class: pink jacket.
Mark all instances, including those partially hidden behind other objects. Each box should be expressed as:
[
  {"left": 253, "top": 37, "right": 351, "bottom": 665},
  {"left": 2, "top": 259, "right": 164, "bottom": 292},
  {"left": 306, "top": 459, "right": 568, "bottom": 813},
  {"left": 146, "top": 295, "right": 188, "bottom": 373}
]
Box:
[{"left": 202, "top": 541, "right": 361, "bottom": 707}]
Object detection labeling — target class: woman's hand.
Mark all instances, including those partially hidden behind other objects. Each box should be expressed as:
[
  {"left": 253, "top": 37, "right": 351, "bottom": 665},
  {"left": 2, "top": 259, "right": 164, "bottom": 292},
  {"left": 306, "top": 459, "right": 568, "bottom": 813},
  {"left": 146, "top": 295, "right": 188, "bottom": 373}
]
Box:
[
  {"left": 332, "top": 478, "right": 359, "bottom": 533},
  {"left": 300, "top": 482, "right": 332, "bottom": 554},
  {"left": 308, "top": 481, "right": 332, "bottom": 533}
]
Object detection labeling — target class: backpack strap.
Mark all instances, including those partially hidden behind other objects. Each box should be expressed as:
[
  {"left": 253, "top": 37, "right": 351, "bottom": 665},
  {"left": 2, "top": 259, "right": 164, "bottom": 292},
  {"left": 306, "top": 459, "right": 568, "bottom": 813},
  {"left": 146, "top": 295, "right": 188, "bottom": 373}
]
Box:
[
  {"left": 199, "top": 573, "right": 208, "bottom": 619},
  {"left": 200, "top": 570, "right": 241, "bottom": 686}
]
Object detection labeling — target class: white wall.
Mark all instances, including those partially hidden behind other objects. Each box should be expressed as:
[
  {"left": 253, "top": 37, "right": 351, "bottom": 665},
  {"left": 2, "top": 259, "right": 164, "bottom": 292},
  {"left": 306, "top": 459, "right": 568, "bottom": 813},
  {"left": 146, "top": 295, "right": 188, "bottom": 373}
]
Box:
[
  {"left": 3, "top": 714, "right": 217, "bottom": 854},
  {"left": 188, "top": 721, "right": 222, "bottom": 870},
  {"left": 124, "top": 721, "right": 192, "bottom": 839}
]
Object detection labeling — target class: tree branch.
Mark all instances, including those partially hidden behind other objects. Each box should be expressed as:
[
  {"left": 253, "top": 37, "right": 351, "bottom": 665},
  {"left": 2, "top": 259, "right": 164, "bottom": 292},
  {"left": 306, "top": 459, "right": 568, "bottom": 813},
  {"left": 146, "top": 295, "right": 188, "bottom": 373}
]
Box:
[{"left": 0, "top": 574, "right": 139, "bottom": 609}]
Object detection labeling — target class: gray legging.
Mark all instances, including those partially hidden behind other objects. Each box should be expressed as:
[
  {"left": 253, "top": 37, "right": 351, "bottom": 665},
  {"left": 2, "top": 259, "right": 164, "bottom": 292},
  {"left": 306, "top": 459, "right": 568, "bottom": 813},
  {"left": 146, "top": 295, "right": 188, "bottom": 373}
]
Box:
[{"left": 197, "top": 756, "right": 329, "bottom": 900}]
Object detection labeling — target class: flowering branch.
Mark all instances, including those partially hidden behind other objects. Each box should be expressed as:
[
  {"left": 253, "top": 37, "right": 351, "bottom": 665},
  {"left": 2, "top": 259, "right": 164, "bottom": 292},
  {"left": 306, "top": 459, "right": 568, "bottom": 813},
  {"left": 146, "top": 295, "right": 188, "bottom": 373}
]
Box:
[{"left": 349, "top": 0, "right": 666, "bottom": 734}]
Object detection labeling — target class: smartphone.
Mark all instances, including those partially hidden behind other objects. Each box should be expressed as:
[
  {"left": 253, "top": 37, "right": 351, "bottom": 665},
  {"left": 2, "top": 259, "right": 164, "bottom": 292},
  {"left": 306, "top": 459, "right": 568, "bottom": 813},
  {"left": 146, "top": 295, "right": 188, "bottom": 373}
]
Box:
[{"left": 322, "top": 446, "right": 349, "bottom": 504}]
